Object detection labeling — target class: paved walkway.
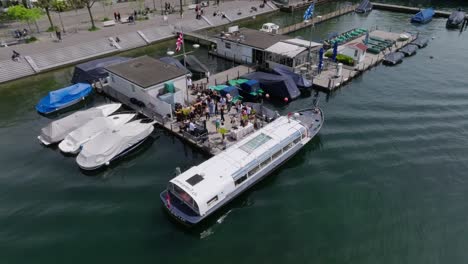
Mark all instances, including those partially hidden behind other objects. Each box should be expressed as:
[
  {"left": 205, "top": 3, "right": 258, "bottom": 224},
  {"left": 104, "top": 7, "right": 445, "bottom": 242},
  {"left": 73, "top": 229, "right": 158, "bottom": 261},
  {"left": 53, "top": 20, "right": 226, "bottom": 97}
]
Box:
[{"left": 0, "top": 0, "right": 277, "bottom": 83}]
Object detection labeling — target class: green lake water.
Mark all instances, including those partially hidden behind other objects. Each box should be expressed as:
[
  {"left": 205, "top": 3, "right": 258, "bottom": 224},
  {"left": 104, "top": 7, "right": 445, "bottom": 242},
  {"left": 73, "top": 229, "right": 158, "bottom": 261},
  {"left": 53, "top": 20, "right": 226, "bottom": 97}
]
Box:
[{"left": 1, "top": 2, "right": 468, "bottom": 263}]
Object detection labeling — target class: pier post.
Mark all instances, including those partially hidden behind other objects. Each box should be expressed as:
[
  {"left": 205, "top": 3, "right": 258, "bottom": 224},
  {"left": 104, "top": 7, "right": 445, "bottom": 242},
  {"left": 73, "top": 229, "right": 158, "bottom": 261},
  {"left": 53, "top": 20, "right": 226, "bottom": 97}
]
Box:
[{"left": 328, "top": 78, "right": 332, "bottom": 89}]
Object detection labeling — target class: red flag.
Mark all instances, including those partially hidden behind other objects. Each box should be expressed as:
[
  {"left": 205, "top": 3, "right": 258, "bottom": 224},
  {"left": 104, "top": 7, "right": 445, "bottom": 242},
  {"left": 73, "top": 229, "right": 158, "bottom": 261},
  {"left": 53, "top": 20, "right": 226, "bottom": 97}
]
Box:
[
  {"left": 166, "top": 192, "right": 171, "bottom": 208},
  {"left": 175, "top": 33, "right": 183, "bottom": 52}
]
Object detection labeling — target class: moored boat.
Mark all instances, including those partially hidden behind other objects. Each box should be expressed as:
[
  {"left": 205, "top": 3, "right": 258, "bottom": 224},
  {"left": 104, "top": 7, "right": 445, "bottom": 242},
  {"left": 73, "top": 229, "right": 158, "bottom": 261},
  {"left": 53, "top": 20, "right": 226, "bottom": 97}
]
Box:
[
  {"left": 383, "top": 52, "right": 405, "bottom": 66},
  {"left": 446, "top": 9, "right": 466, "bottom": 29},
  {"left": 58, "top": 113, "right": 136, "bottom": 154},
  {"left": 411, "top": 8, "right": 435, "bottom": 24},
  {"left": 355, "top": 0, "right": 372, "bottom": 14},
  {"left": 38, "top": 103, "right": 121, "bottom": 146},
  {"left": 36, "top": 83, "right": 93, "bottom": 115},
  {"left": 76, "top": 119, "right": 155, "bottom": 170},
  {"left": 398, "top": 44, "right": 418, "bottom": 57},
  {"left": 160, "top": 108, "right": 324, "bottom": 226}
]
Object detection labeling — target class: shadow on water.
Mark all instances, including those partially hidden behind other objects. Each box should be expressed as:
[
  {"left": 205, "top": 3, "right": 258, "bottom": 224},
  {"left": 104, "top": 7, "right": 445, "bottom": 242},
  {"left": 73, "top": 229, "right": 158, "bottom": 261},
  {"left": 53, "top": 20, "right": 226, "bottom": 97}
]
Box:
[{"left": 80, "top": 132, "right": 160, "bottom": 177}]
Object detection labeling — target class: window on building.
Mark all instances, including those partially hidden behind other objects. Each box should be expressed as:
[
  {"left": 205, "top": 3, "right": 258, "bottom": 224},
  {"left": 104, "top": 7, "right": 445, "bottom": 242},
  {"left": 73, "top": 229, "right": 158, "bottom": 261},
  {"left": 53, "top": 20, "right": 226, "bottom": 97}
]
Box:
[
  {"left": 207, "top": 196, "right": 218, "bottom": 206},
  {"left": 225, "top": 42, "right": 231, "bottom": 49},
  {"left": 235, "top": 175, "right": 247, "bottom": 186},
  {"left": 354, "top": 50, "right": 358, "bottom": 57}
]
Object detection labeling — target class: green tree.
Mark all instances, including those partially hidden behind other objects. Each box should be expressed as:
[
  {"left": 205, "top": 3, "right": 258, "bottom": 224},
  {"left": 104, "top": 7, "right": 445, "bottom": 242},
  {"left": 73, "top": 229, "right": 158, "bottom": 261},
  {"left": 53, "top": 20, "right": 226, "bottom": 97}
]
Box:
[
  {"left": 52, "top": 0, "right": 67, "bottom": 33},
  {"left": 80, "top": 0, "right": 99, "bottom": 30},
  {"left": 7, "top": 5, "right": 43, "bottom": 33},
  {"left": 36, "top": 0, "right": 54, "bottom": 31}
]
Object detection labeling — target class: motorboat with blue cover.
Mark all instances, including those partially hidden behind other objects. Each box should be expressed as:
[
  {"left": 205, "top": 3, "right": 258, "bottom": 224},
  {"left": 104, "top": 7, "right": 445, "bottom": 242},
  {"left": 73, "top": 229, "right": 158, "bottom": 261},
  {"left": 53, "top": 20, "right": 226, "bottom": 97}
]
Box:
[
  {"left": 383, "top": 52, "right": 405, "bottom": 66},
  {"left": 160, "top": 107, "right": 324, "bottom": 226},
  {"left": 411, "top": 8, "right": 435, "bottom": 24},
  {"left": 398, "top": 44, "right": 418, "bottom": 57},
  {"left": 76, "top": 119, "right": 155, "bottom": 170},
  {"left": 355, "top": 0, "right": 372, "bottom": 13},
  {"left": 446, "top": 9, "right": 466, "bottom": 29},
  {"left": 273, "top": 65, "right": 312, "bottom": 90},
  {"left": 38, "top": 103, "right": 121, "bottom": 145},
  {"left": 243, "top": 72, "right": 301, "bottom": 100},
  {"left": 36, "top": 83, "right": 92, "bottom": 114}
]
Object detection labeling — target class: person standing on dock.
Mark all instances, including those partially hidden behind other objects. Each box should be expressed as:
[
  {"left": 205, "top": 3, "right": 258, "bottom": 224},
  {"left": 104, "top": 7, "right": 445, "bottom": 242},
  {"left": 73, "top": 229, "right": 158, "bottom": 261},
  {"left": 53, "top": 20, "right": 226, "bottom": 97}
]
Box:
[{"left": 220, "top": 107, "right": 225, "bottom": 122}]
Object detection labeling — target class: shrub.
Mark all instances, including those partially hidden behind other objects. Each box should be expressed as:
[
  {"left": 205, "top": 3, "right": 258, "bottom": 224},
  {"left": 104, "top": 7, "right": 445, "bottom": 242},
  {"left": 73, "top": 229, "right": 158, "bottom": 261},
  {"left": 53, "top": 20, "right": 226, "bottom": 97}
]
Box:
[
  {"left": 324, "top": 51, "right": 332, "bottom": 57},
  {"left": 26, "top": 36, "right": 38, "bottom": 43},
  {"left": 336, "top": 54, "right": 354, "bottom": 66},
  {"left": 88, "top": 26, "right": 99, "bottom": 31},
  {"left": 102, "top": 17, "right": 110, "bottom": 22}
]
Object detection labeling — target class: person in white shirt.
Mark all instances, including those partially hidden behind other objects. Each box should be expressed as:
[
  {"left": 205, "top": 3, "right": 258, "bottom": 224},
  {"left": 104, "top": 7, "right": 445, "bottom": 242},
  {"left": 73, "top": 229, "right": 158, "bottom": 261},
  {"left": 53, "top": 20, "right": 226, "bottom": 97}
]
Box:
[{"left": 189, "top": 121, "right": 196, "bottom": 132}]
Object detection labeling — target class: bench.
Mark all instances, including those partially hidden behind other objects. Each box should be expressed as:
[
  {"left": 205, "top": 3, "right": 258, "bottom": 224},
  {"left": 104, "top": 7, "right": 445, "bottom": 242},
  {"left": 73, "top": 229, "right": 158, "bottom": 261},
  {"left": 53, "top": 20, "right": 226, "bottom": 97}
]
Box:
[{"left": 102, "top": 20, "right": 116, "bottom": 27}]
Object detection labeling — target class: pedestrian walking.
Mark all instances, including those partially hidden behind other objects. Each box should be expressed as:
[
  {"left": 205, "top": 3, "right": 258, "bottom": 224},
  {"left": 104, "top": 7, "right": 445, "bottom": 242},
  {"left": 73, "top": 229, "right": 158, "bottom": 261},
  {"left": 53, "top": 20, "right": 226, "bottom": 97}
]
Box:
[
  {"left": 11, "top": 50, "right": 20, "bottom": 61},
  {"left": 55, "top": 27, "right": 62, "bottom": 41},
  {"left": 220, "top": 107, "right": 225, "bottom": 122},
  {"left": 117, "top": 12, "right": 121, "bottom": 22},
  {"left": 114, "top": 11, "right": 117, "bottom": 21}
]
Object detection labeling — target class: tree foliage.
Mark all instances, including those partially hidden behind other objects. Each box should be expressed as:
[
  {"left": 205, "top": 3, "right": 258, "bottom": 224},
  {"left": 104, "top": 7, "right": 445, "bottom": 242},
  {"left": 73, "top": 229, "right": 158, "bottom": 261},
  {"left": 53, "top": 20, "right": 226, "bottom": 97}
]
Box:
[{"left": 7, "top": 5, "right": 43, "bottom": 23}]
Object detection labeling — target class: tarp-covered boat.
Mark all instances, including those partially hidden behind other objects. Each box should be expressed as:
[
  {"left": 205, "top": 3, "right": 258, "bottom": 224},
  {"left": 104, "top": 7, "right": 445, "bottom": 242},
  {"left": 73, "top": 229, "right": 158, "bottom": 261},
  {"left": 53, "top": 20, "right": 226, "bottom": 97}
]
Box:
[
  {"left": 238, "top": 79, "right": 263, "bottom": 101},
  {"left": 243, "top": 72, "right": 301, "bottom": 100},
  {"left": 71, "top": 57, "right": 130, "bottom": 84},
  {"left": 36, "top": 83, "right": 93, "bottom": 114},
  {"left": 399, "top": 44, "right": 418, "bottom": 56},
  {"left": 76, "top": 119, "right": 155, "bottom": 170},
  {"left": 446, "top": 9, "right": 466, "bottom": 28},
  {"left": 411, "top": 8, "right": 435, "bottom": 24},
  {"left": 182, "top": 55, "right": 210, "bottom": 77},
  {"left": 159, "top": 56, "right": 190, "bottom": 73},
  {"left": 411, "top": 37, "right": 429, "bottom": 48},
  {"left": 383, "top": 52, "right": 405, "bottom": 66},
  {"left": 355, "top": 0, "right": 372, "bottom": 13},
  {"left": 38, "top": 103, "right": 121, "bottom": 145},
  {"left": 58, "top": 113, "right": 136, "bottom": 154},
  {"left": 273, "top": 65, "right": 312, "bottom": 89}
]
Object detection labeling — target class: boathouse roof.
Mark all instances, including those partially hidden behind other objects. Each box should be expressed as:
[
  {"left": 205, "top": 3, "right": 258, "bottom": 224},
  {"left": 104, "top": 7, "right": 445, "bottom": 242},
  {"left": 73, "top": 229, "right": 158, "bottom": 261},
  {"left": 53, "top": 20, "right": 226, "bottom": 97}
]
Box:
[
  {"left": 346, "top": 42, "right": 368, "bottom": 51},
  {"left": 216, "top": 28, "right": 289, "bottom": 50},
  {"left": 105, "top": 56, "right": 186, "bottom": 88}
]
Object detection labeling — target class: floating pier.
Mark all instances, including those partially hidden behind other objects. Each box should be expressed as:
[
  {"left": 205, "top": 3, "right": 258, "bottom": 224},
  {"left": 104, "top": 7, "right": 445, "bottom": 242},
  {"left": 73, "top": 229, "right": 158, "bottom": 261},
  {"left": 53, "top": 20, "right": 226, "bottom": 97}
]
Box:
[
  {"left": 372, "top": 3, "right": 467, "bottom": 19},
  {"left": 278, "top": 4, "right": 358, "bottom": 34},
  {"left": 313, "top": 30, "right": 416, "bottom": 92}
]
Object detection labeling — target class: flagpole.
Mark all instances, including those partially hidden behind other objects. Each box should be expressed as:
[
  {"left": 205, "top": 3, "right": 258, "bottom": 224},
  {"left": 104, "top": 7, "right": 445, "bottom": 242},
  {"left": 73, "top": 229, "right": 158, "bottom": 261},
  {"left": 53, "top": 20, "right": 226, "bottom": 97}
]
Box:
[{"left": 180, "top": 27, "right": 190, "bottom": 105}]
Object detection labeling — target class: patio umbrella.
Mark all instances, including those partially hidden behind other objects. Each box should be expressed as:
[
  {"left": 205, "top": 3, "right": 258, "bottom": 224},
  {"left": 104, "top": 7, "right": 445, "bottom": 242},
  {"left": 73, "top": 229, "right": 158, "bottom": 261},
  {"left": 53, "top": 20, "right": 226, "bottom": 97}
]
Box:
[{"left": 332, "top": 41, "right": 338, "bottom": 62}]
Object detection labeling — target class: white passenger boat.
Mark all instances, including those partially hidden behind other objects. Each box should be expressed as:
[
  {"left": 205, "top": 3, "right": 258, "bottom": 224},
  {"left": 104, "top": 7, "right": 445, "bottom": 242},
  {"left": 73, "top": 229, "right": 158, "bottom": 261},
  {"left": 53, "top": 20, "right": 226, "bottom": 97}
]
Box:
[
  {"left": 58, "top": 113, "right": 136, "bottom": 154},
  {"left": 76, "top": 119, "right": 155, "bottom": 170},
  {"left": 160, "top": 107, "right": 324, "bottom": 225},
  {"left": 260, "top": 23, "right": 280, "bottom": 34},
  {"left": 37, "top": 103, "right": 121, "bottom": 146}
]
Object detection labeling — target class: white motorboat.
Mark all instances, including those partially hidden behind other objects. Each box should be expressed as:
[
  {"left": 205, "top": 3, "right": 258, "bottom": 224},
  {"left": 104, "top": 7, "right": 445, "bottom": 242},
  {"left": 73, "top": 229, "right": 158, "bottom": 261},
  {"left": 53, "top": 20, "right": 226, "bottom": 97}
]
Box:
[
  {"left": 160, "top": 107, "right": 324, "bottom": 226},
  {"left": 260, "top": 23, "right": 279, "bottom": 34},
  {"left": 76, "top": 119, "right": 155, "bottom": 170},
  {"left": 38, "top": 103, "right": 121, "bottom": 146},
  {"left": 58, "top": 113, "right": 136, "bottom": 154}
]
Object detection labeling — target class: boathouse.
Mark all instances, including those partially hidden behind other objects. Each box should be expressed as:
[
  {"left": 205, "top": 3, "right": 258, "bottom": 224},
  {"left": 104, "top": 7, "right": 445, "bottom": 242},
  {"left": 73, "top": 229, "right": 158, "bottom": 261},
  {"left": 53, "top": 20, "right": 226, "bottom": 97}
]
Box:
[
  {"left": 214, "top": 28, "right": 322, "bottom": 71},
  {"left": 339, "top": 43, "right": 368, "bottom": 64},
  {"left": 105, "top": 56, "right": 187, "bottom": 117}
]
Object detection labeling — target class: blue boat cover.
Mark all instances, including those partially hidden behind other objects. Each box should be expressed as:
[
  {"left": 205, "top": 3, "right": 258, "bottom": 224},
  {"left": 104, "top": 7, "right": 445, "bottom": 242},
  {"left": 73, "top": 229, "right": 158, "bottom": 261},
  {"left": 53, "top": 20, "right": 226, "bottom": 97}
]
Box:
[
  {"left": 36, "top": 83, "right": 92, "bottom": 114},
  {"left": 411, "top": 8, "right": 434, "bottom": 23},
  {"left": 159, "top": 56, "right": 190, "bottom": 73},
  {"left": 220, "top": 86, "right": 240, "bottom": 97},
  {"left": 71, "top": 57, "right": 130, "bottom": 84},
  {"left": 240, "top": 79, "right": 261, "bottom": 93},
  {"left": 273, "top": 65, "right": 312, "bottom": 89},
  {"left": 242, "top": 72, "right": 301, "bottom": 100}
]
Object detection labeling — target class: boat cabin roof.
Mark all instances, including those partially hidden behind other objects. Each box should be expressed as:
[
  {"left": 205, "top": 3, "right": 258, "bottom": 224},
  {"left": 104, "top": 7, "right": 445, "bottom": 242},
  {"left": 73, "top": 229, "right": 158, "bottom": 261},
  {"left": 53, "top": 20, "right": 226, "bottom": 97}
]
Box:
[{"left": 170, "top": 116, "right": 307, "bottom": 215}]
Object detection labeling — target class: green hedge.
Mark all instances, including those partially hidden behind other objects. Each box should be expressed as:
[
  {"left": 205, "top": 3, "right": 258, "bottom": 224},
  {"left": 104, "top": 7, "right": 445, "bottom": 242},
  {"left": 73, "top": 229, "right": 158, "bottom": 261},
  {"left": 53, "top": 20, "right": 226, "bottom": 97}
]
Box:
[{"left": 336, "top": 54, "right": 354, "bottom": 66}]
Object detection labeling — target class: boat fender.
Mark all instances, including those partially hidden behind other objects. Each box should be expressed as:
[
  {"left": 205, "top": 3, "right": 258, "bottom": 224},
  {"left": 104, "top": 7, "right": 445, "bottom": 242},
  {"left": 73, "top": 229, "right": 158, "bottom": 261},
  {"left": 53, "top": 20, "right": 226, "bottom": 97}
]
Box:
[{"left": 105, "top": 161, "right": 110, "bottom": 166}]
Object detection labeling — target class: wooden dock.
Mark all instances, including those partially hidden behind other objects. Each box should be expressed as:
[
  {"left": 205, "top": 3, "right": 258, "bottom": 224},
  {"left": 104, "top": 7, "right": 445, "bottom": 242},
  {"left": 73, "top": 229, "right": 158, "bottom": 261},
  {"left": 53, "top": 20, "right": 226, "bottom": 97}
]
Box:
[
  {"left": 313, "top": 30, "right": 416, "bottom": 92},
  {"left": 193, "top": 65, "right": 254, "bottom": 88},
  {"left": 279, "top": 0, "right": 350, "bottom": 12},
  {"left": 278, "top": 4, "right": 358, "bottom": 35},
  {"left": 372, "top": 3, "right": 465, "bottom": 19}
]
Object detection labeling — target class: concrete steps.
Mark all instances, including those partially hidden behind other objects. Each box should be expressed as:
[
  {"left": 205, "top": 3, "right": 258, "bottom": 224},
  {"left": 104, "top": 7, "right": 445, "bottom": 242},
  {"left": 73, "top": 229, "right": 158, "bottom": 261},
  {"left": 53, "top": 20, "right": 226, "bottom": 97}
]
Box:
[
  {"left": 141, "top": 26, "right": 174, "bottom": 42},
  {"left": 116, "top": 31, "right": 147, "bottom": 50},
  {"left": 30, "top": 39, "right": 116, "bottom": 70},
  {"left": 0, "top": 59, "right": 36, "bottom": 83}
]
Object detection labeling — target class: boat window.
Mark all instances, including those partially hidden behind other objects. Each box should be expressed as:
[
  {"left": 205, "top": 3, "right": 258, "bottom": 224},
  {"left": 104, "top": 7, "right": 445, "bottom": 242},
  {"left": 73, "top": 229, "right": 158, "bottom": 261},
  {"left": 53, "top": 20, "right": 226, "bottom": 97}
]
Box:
[
  {"left": 293, "top": 136, "right": 301, "bottom": 144},
  {"left": 207, "top": 196, "right": 218, "bottom": 206},
  {"left": 173, "top": 184, "right": 197, "bottom": 210},
  {"left": 186, "top": 174, "right": 204, "bottom": 186},
  {"left": 248, "top": 165, "right": 260, "bottom": 177},
  {"left": 260, "top": 157, "right": 271, "bottom": 168},
  {"left": 240, "top": 133, "right": 272, "bottom": 153},
  {"left": 225, "top": 42, "right": 231, "bottom": 49},
  {"left": 235, "top": 175, "right": 247, "bottom": 186},
  {"left": 272, "top": 150, "right": 282, "bottom": 160},
  {"left": 302, "top": 133, "right": 306, "bottom": 139},
  {"left": 131, "top": 84, "right": 135, "bottom": 92},
  {"left": 283, "top": 142, "right": 293, "bottom": 152},
  {"left": 111, "top": 74, "right": 115, "bottom": 83}
]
